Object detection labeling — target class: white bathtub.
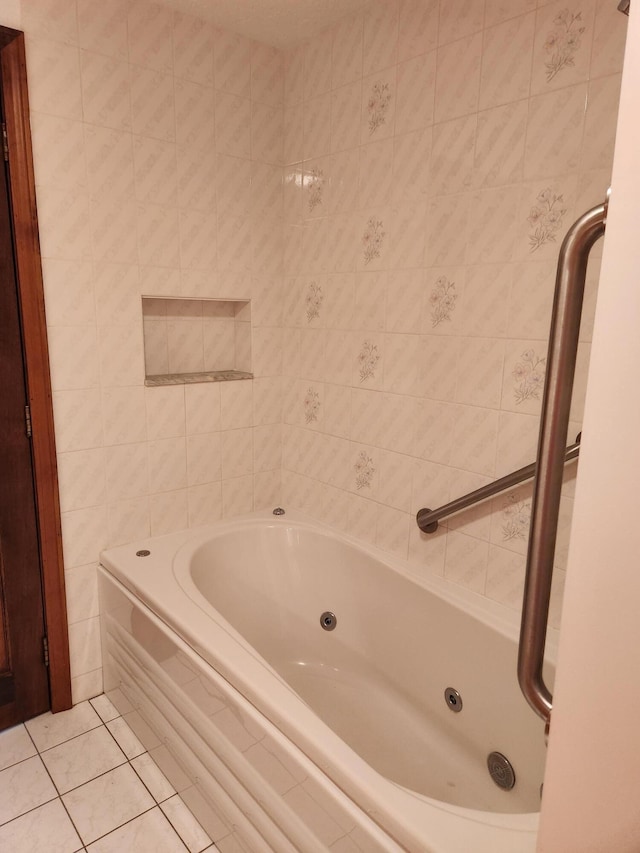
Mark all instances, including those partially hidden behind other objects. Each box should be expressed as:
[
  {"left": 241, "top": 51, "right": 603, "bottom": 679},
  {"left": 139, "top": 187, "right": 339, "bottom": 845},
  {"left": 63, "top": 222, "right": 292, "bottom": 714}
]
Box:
[{"left": 99, "top": 510, "right": 555, "bottom": 852}]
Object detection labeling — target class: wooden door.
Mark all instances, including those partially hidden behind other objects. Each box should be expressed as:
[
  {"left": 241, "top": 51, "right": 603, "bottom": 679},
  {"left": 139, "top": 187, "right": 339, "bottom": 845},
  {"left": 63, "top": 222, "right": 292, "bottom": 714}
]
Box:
[
  {"left": 0, "top": 26, "right": 71, "bottom": 717},
  {"left": 0, "top": 118, "right": 49, "bottom": 728}
]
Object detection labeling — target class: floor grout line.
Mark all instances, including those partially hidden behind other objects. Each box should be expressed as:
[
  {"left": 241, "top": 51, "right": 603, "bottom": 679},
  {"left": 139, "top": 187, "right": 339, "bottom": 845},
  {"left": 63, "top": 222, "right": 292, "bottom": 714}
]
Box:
[{"left": 0, "top": 699, "right": 215, "bottom": 851}]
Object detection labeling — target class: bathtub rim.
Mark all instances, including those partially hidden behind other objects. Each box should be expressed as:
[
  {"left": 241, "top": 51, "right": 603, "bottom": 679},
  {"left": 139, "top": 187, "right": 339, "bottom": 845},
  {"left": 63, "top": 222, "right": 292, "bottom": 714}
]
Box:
[{"left": 99, "top": 509, "right": 552, "bottom": 850}]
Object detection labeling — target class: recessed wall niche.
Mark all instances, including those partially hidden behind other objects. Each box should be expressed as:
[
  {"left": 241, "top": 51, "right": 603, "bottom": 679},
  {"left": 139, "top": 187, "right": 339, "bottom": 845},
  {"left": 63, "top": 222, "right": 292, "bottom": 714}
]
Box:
[{"left": 142, "top": 297, "right": 252, "bottom": 386}]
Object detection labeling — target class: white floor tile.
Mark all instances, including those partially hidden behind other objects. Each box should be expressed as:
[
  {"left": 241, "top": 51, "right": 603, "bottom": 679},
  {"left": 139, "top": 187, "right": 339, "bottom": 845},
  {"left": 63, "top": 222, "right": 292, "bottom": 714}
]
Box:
[
  {"left": 62, "top": 763, "right": 155, "bottom": 845},
  {"left": 0, "top": 798, "right": 83, "bottom": 853},
  {"left": 90, "top": 695, "right": 120, "bottom": 723},
  {"left": 106, "top": 717, "right": 145, "bottom": 759},
  {"left": 41, "top": 725, "right": 127, "bottom": 794},
  {"left": 0, "top": 724, "right": 37, "bottom": 772},
  {"left": 130, "top": 753, "right": 176, "bottom": 803},
  {"left": 86, "top": 807, "right": 186, "bottom": 852},
  {"left": 26, "top": 701, "right": 102, "bottom": 752},
  {"left": 0, "top": 755, "right": 57, "bottom": 825},
  {"left": 161, "top": 795, "right": 212, "bottom": 853},
  {"left": 2, "top": 694, "right": 227, "bottom": 853}
]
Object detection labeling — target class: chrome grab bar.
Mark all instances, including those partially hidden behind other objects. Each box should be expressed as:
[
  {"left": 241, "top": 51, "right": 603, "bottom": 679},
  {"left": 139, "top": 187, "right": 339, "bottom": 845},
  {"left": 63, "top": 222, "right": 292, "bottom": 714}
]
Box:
[
  {"left": 518, "top": 198, "right": 607, "bottom": 728},
  {"left": 416, "top": 437, "right": 581, "bottom": 534}
]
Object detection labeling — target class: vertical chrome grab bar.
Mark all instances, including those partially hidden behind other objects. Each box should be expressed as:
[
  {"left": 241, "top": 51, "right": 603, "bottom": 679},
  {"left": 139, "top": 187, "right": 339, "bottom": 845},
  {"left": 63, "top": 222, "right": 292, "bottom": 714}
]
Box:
[{"left": 518, "top": 197, "right": 607, "bottom": 727}]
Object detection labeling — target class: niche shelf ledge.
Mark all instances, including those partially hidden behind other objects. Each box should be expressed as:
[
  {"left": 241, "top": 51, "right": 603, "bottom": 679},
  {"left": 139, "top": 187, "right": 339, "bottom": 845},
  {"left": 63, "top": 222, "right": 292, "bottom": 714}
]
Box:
[{"left": 145, "top": 370, "right": 253, "bottom": 387}]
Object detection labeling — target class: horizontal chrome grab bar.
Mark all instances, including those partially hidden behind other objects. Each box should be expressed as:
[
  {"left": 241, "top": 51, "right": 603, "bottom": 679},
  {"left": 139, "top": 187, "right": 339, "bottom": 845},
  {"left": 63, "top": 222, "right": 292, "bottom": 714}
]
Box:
[{"left": 416, "top": 435, "right": 581, "bottom": 534}]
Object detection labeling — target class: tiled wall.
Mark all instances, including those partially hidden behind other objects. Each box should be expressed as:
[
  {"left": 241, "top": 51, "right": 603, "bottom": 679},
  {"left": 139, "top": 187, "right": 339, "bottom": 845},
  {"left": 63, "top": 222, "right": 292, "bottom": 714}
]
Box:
[
  {"left": 3, "top": 0, "right": 627, "bottom": 705},
  {"left": 15, "top": 0, "right": 285, "bottom": 702},
  {"left": 280, "top": 1, "right": 626, "bottom": 622}
]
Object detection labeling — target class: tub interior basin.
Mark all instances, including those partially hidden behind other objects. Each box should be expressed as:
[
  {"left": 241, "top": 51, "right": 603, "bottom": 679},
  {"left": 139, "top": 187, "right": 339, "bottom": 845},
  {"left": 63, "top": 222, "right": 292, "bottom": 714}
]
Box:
[{"left": 174, "top": 523, "right": 551, "bottom": 814}]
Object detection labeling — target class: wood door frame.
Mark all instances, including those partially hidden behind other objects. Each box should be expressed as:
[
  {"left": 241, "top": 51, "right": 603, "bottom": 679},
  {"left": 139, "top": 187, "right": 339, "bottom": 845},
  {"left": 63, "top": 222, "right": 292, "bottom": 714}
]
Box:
[{"left": 0, "top": 26, "right": 71, "bottom": 713}]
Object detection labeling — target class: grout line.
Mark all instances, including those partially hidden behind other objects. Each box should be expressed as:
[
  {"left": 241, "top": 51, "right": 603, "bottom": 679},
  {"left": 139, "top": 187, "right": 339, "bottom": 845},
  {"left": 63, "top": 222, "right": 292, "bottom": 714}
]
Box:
[{"left": 2, "top": 705, "right": 214, "bottom": 851}]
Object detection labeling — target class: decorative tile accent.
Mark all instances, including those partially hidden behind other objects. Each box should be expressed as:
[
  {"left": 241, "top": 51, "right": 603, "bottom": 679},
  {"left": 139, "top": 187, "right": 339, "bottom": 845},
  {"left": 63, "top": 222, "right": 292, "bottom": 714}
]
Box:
[
  {"left": 305, "top": 280, "right": 323, "bottom": 323},
  {"left": 357, "top": 340, "right": 380, "bottom": 383},
  {"left": 361, "top": 217, "right": 386, "bottom": 266},
  {"left": 354, "top": 450, "right": 375, "bottom": 491},
  {"left": 429, "top": 276, "right": 458, "bottom": 327},
  {"left": 366, "top": 80, "right": 392, "bottom": 136},
  {"left": 544, "top": 10, "right": 586, "bottom": 81},
  {"left": 512, "top": 348, "right": 546, "bottom": 405},
  {"left": 527, "top": 188, "right": 568, "bottom": 251},
  {"left": 501, "top": 493, "right": 531, "bottom": 541},
  {"left": 307, "top": 167, "right": 325, "bottom": 213},
  {"left": 304, "top": 387, "right": 321, "bottom": 424}
]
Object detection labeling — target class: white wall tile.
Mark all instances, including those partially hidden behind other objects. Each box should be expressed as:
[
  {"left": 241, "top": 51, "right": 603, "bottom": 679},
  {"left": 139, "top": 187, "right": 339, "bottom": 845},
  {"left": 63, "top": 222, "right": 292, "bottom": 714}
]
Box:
[
  {"left": 398, "top": 0, "right": 439, "bottom": 61},
  {"left": 21, "top": 0, "right": 626, "bottom": 679},
  {"left": 435, "top": 32, "right": 482, "bottom": 122},
  {"left": 78, "top": 0, "right": 129, "bottom": 59},
  {"left": 479, "top": 13, "right": 535, "bottom": 110},
  {"left": 27, "top": 38, "right": 83, "bottom": 120},
  {"left": 79, "top": 50, "right": 131, "bottom": 130}
]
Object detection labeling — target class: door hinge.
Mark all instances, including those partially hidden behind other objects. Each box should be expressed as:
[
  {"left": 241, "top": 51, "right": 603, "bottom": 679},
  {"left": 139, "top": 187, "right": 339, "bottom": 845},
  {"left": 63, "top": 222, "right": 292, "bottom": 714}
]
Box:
[
  {"left": 25, "top": 404, "right": 32, "bottom": 438},
  {"left": 43, "top": 636, "right": 49, "bottom": 668},
  {"left": 1, "top": 123, "right": 7, "bottom": 162}
]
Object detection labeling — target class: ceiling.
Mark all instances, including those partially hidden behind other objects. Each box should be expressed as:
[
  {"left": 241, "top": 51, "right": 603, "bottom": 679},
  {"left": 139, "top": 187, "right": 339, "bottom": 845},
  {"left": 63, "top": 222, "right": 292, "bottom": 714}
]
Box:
[{"left": 160, "top": 0, "right": 368, "bottom": 48}]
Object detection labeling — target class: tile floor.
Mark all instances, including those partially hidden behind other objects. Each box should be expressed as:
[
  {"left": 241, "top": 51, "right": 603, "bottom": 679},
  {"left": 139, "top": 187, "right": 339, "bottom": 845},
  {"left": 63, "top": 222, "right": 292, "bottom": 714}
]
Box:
[{"left": 0, "top": 696, "right": 215, "bottom": 852}]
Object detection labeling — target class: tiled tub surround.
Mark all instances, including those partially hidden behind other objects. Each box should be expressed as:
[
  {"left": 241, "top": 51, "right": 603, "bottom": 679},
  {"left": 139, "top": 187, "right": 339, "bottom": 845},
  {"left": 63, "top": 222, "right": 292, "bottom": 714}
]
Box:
[
  {"left": 0, "top": 696, "right": 214, "bottom": 852},
  {"left": 8, "top": 0, "right": 625, "bottom": 702},
  {"left": 19, "top": 0, "right": 285, "bottom": 701},
  {"left": 280, "top": 1, "right": 626, "bottom": 623},
  {"left": 99, "top": 510, "right": 556, "bottom": 852}
]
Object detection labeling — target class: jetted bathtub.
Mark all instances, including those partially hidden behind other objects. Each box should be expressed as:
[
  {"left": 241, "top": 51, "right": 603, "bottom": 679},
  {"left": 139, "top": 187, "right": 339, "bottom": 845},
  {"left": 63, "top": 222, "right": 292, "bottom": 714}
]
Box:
[{"left": 98, "top": 510, "right": 555, "bottom": 852}]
